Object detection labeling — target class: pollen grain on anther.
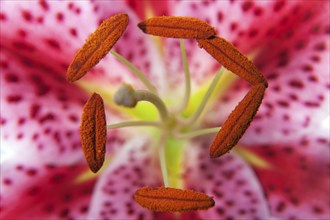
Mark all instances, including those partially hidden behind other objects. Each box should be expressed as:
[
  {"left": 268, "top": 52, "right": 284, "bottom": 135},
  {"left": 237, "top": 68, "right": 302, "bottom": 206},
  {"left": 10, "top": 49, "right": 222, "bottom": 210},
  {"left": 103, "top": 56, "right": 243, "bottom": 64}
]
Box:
[
  {"left": 80, "top": 93, "right": 107, "bottom": 173},
  {"left": 134, "top": 186, "right": 215, "bottom": 212},
  {"left": 67, "top": 13, "right": 129, "bottom": 82},
  {"left": 138, "top": 16, "right": 216, "bottom": 39}
]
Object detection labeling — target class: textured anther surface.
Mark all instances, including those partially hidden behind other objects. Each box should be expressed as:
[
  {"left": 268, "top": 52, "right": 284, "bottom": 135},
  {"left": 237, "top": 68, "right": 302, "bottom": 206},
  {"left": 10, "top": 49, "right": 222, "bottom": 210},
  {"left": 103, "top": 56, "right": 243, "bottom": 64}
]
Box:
[
  {"left": 80, "top": 93, "right": 107, "bottom": 173},
  {"left": 134, "top": 186, "right": 215, "bottom": 212}
]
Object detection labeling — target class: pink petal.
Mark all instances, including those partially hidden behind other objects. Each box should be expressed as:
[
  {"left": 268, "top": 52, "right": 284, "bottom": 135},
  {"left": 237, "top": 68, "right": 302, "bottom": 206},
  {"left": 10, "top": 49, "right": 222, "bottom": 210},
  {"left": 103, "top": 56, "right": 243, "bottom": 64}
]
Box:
[
  {"left": 89, "top": 1, "right": 167, "bottom": 92},
  {"left": 0, "top": 158, "right": 94, "bottom": 219},
  {"left": 183, "top": 138, "right": 270, "bottom": 219},
  {"left": 0, "top": 49, "right": 87, "bottom": 165},
  {"left": 88, "top": 136, "right": 163, "bottom": 220},
  {"left": 0, "top": 0, "right": 98, "bottom": 73},
  {"left": 251, "top": 135, "right": 330, "bottom": 219}
]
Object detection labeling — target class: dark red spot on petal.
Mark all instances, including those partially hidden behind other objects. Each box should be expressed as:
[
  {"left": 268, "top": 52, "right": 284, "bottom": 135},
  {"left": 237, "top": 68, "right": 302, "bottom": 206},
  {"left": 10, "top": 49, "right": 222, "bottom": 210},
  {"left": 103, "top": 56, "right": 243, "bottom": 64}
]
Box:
[
  {"left": 27, "top": 186, "right": 40, "bottom": 196},
  {"left": 217, "top": 11, "right": 223, "bottom": 22},
  {"left": 13, "top": 41, "right": 36, "bottom": 52},
  {"left": 56, "top": 12, "right": 64, "bottom": 22},
  {"left": 302, "top": 64, "right": 313, "bottom": 72},
  {"left": 230, "top": 22, "right": 238, "bottom": 31},
  {"left": 39, "top": 0, "right": 49, "bottom": 11},
  {"left": 59, "top": 208, "right": 69, "bottom": 218},
  {"left": 39, "top": 113, "right": 56, "bottom": 124},
  {"left": 295, "top": 40, "right": 306, "bottom": 50},
  {"left": 30, "top": 103, "right": 41, "bottom": 118},
  {"left": 304, "top": 101, "right": 320, "bottom": 107},
  {"left": 7, "top": 95, "right": 22, "bottom": 103},
  {"left": 248, "top": 29, "right": 258, "bottom": 38},
  {"left": 21, "top": 10, "right": 33, "bottom": 22},
  {"left": 5, "top": 73, "right": 19, "bottom": 83},
  {"left": 277, "top": 100, "right": 289, "bottom": 108},
  {"left": 69, "top": 28, "right": 77, "bottom": 37},
  {"left": 310, "top": 55, "right": 320, "bottom": 62},
  {"left": 17, "top": 29, "right": 27, "bottom": 38},
  {"left": 273, "top": 0, "right": 285, "bottom": 12},
  {"left": 0, "top": 13, "right": 6, "bottom": 21},
  {"left": 45, "top": 38, "right": 61, "bottom": 50},
  {"left": 314, "top": 42, "right": 326, "bottom": 51},
  {"left": 254, "top": 7, "right": 263, "bottom": 16},
  {"left": 242, "top": 1, "right": 253, "bottom": 12},
  {"left": 289, "top": 80, "right": 304, "bottom": 89},
  {"left": 26, "top": 168, "right": 38, "bottom": 176}
]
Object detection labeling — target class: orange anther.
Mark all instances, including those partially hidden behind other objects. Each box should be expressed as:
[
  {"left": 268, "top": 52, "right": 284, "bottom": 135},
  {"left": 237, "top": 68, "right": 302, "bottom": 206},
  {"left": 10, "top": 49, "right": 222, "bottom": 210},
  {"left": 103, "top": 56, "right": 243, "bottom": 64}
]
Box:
[
  {"left": 134, "top": 186, "right": 215, "bottom": 212},
  {"left": 67, "top": 13, "right": 129, "bottom": 82},
  {"left": 138, "top": 16, "right": 216, "bottom": 39},
  {"left": 198, "top": 37, "right": 268, "bottom": 87},
  {"left": 210, "top": 84, "right": 266, "bottom": 158},
  {"left": 80, "top": 93, "right": 107, "bottom": 173}
]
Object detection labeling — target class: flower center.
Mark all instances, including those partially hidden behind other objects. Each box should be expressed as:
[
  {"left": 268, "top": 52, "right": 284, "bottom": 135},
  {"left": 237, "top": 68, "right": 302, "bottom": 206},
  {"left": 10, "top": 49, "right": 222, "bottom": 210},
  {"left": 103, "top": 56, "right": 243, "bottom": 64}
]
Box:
[
  {"left": 108, "top": 39, "right": 226, "bottom": 187},
  {"left": 69, "top": 14, "right": 268, "bottom": 212}
]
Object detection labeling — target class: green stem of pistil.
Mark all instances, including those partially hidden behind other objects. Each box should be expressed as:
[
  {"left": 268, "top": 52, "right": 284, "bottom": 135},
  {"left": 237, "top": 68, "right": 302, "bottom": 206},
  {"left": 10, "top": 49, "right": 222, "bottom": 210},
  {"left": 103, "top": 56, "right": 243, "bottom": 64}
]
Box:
[
  {"left": 111, "top": 50, "right": 158, "bottom": 94},
  {"left": 159, "top": 134, "right": 169, "bottom": 187},
  {"left": 134, "top": 90, "right": 169, "bottom": 122},
  {"left": 174, "top": 127, "right": 221, "bottom": 139},
  {"left": 107, "top": 121, "right": 161, "bottom": 129},
  {"left": 185, "top": 67, "right": 225, "bottom": 126}
]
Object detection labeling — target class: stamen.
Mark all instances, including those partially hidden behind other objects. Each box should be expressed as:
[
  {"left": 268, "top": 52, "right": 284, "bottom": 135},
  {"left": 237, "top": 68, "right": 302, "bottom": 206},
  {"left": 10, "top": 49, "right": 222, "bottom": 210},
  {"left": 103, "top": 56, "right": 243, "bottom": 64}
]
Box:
[
  {"left": 210, "top": 83, "right": 266, "bottom": 158},
  {"left": 175, "top": 39, "right": 191, "bottom": 113},
  {"left": 134, "top": 186, "right": 215, "bottom": 212},
  {"left": 138, "top": 16, "right": 216, "bottom": 39},
  {"left": 67, "top": 13, "right": 128, "bottom": 82},
  {"left": 107, "top": 121, "right": 161, "bottom": 129},
  {"left": 113, "top": 84, "right": 169, "bottom": 122},
  {"left": 185, "top": 67, "right": 225, "bottom": 125},
  {"left": 80, "top": 93, "right": 107, "bottom": 173},
  {"left": 175, "top": 127, "right": 221, "bottom": 139},
  {"left": 111, "top": 50, "right": 157, "bottom": 94},
  {"left": 197, "top": 37, "right": 268, "bottom": 87}
]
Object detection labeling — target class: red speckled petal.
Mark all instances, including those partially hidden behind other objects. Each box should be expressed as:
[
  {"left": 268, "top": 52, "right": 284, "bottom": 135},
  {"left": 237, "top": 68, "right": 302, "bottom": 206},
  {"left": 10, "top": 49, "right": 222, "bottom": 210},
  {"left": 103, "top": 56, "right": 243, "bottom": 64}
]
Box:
[
  {"left": 0, "top": 158, "right": 94, "bottom": 219},
  {"left": 1, "top": 49, "right": 127, "bottom": 166},
  {"left": 89, "top": 1, "right": 167, "bottom": 92},
  {"left": 87, "top": 136, "right": 163, "bottom": 220},
  {"left": 205, "top": 1, "right": 330, "bottom": 145},
  {"left": 0, "top": 49, "right": 87, "bottom": 165},
  {"left": 0, "top": 0, "right": 99, "bottom": 74},
  {"left": 182, "top": 138, "right": 270, "bottom": 219},
  {"left": 251, "top": 136, "right": 330, "bottom": 219}
]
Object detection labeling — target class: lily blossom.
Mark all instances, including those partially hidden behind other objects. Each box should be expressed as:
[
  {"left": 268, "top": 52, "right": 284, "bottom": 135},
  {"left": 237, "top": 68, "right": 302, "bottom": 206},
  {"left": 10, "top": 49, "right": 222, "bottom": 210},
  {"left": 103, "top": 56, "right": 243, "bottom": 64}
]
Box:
[{"left": 0, "top": 1, "right": 329, "bottom": 220}]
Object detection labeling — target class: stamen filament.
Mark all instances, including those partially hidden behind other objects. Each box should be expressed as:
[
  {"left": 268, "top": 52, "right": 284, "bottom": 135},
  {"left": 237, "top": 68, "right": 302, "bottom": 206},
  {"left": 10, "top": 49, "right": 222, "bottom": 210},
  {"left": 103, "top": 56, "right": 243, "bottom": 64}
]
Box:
[
  {"left": 175, "top": 39, "right": 191, "bottom": 113},
  {"left": 185, "top": 67, "right": 225, "bottom": 125},
  {"left": 175, "top": 127, "right": 221, "bottom": 139},
  {"left": 111, "top": 50, "right": 158, "bottom": 94},
  {"left": 107, "top": 121, "right": 161, "bottom": 129},
  {"left": 135, "top": 90, "right": 169, "bottom": 122}
]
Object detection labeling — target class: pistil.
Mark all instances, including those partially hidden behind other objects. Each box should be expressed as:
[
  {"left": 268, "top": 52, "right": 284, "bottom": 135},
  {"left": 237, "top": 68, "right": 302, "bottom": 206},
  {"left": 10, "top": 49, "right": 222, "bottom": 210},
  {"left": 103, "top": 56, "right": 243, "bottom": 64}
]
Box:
[{"left": 113, "top": 83, "right": 169, "bottom": 122}]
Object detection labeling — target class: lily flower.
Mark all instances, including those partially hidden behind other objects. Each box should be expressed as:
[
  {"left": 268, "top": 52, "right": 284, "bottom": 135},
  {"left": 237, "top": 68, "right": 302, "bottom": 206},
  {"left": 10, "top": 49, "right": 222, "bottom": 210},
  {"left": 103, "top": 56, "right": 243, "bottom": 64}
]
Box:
[{"left": 1, "top": 1, "right": 329, "bottom": 220}]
